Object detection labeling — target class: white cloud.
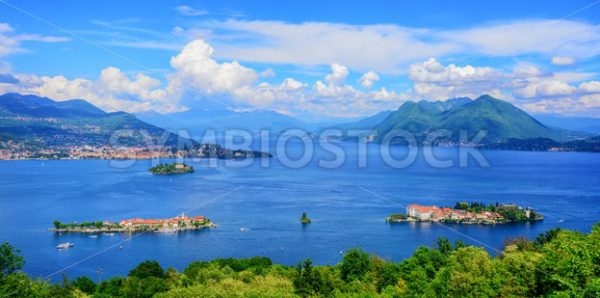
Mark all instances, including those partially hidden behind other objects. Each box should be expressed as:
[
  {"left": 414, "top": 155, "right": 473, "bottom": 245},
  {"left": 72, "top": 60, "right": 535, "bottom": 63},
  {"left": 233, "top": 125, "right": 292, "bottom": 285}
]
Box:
[
  {"left": 579, "top": 81, "right": 600, "bottom": 93},
  {"left": 0, "top": 23, "right": 70, "bottom": 58},
  {"left": 407, "top": 58, "right": 503, "bottom": 100},
  {"left": 168, "top": 39, "right": 258, "bottom": 97},
  {"left": 552, "top": 56, "right": 576, "bottom": 66},
  {"left": 442, "top": 20, "right": 600, "bottom": 58},
  {"left": 372, "top": 87, "right": 409, "bottom": 101},
  {"left": 174, "top": 5, "right": 208, "bottom": 16},
  {"left": 1, "top": 68, "right": 180, "bottom": 113},
  {"left": 358, "top": 71, "right": 379, "bottom": 88},
  {"left": 403, "top": 58, "right": 600, "bottom": 116},
  {"left": 324, "top": 63, "right": 349, "bottom": 85},
  {"left": 514, "top": 79, "right": 576, "bottom": 98},
  {"left": 4, "top": 37, "right": 600, "bottom": 118},
  {"left": 408, "top": 58, "right": 499, "bottom": 83},
  {"left": 260, "top": 68, "right": 276, "bottom": 78},
  {"left": 279, "top": 78, "right": 306, "bottom": 91},
  {"left": 99, "top": 67, "right": 166, "bottom": 102},
  {"left": 187, "top": 19, "right": 600, "bottom": 74},
  {"left": 202, "top": 20, "right": 458, "bottom": 74}
]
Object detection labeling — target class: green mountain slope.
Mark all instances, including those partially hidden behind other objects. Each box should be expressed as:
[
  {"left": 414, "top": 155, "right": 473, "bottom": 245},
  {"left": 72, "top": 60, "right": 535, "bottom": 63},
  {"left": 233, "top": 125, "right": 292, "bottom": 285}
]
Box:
[
  {"left": 374, "top": 95, "right": 564, "bottom": 144},
  {"left": 0, "top": 93, "right": 185, "bottom": 147}
]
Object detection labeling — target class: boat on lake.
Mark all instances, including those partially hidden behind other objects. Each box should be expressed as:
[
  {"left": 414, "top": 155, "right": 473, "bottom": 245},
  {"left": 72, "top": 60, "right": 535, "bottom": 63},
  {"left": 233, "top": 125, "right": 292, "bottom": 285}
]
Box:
[{"left": 56, "top": 242, "right": 74, "bottom": 249}]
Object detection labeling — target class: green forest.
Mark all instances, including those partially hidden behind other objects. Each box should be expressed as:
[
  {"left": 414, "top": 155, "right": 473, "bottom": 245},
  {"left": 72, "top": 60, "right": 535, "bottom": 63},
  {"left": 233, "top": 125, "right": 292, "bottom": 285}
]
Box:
[{"left": 1, "top": 223, "right": 599, "bottom": 297}]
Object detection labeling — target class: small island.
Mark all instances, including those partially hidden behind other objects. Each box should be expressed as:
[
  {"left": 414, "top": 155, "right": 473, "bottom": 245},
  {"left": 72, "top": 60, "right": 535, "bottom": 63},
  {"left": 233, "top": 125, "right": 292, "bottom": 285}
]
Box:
[
  {"left": 50, "top": 214, "right": 214, "bottom": 233},
  {"left": 387, "top": 202, "right": 543, "bottom": 224},
  {"left": 300, "top": 212, "right": 311, "bottom": 224},
  {"left": 149, "top": 163, "right": 194, "bottom": 175}
]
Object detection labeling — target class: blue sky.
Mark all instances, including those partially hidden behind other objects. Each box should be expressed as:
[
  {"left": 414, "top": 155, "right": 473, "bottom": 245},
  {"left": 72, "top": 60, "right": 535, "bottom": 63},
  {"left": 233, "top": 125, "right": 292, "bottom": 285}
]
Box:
[{"left": 0, "top": 0, "right": 599, "bottom": 120}]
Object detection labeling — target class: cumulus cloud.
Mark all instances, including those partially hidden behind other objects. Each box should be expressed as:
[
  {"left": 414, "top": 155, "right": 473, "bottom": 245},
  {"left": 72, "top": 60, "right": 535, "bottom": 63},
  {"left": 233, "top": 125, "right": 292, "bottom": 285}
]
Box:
[
  {"left": 407, "top": 58, "right": 503, "bottom": 100},
  {"left": 279, "top": 78, "right": 306, "bottom": 91},
  {"left": 167, "top": 39, "right": 258, "bottom": 98},
  {"left": 404, "top": 58, "right": 600, "bottom": 116},
  {"left": 513, "top": 79, "right": 576, "bottom": 98},
  {"left": 1, "top": 68, "right": 180, "bottom": 113},
  {"left": 551, "top": 56, "right": 576, "bottom": 66},
  {"left": 313, "top": 63, "right": 360, "bottom": 99},
  {"left": 579, "top": 81, "right": 600, "bottom": 93},
  {"left": 324, "top": 63, "right": 349, "bottom": 85},
  {"left": 358, "top": 71, "right": 379, "bottom": 88}
]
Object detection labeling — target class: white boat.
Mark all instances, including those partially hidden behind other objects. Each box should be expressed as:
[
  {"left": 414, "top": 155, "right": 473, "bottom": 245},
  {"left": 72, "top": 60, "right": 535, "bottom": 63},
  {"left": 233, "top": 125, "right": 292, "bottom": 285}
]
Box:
[
  {"left": 105, "top": 233, "right": 115, "bottom": 236},
  {"left": 89, "top": 235, "right": 98, "bottom": 238},
  {"left": 240, "top": 227, "right": 249, "bottom": 232},
  {"left": 56, "top": 242, "right": 74, "bottom": 249}
]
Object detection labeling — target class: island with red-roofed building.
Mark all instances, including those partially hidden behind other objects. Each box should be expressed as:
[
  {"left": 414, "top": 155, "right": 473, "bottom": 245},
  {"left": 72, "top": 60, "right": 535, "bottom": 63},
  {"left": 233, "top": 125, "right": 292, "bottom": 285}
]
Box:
[
  {"left": 386, "top": 202, "right": 543, "bottom": 224},
  {"left": 49, "top": 213, "right": 214, "bottom": 233}
]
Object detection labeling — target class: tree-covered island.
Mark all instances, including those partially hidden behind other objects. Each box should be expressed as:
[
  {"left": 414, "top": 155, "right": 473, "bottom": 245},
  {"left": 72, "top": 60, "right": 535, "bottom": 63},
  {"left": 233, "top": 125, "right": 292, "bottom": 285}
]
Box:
[
  {"left": 149, "top": 163, "right": 194, "bottom": 175},
  {"left": 387, "top": 202, "right": 543, "bottom": 224},
  {"left": 50, "top": 214, "right": 213, "bottom": 233},
  {"left": 300, "top": 212, "right": 311, "bottom": 224}
]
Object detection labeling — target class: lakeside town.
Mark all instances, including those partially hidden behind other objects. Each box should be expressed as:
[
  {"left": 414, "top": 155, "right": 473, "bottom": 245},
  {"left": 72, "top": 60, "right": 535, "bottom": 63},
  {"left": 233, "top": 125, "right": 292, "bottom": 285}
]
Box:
[
  {"left": 0, "top": 143, "right": 176, "bottom": 160},
  {"left": 0, "top": 142, "right": 271, "bottom": 160},
  {"left": 50, "top": 213, "right": 214, "bottom": 233},
  {"left": 387, "top": 202, "right": 543, "bottom": 224}
]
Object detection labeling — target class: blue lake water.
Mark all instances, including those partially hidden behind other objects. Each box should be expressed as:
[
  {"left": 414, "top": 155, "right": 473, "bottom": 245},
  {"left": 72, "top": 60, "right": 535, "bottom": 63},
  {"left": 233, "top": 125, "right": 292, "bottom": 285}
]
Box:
[{"left": 1, "top": 142, "right": 599, "bottom": 281}]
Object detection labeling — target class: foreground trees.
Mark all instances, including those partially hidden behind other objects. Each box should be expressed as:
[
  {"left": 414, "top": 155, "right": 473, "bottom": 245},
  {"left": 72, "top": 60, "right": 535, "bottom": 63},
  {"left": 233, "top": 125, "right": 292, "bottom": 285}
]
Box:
[
  {"left": 1, "top": 223, "right": 599, "bottom": 297},
  {"left": 0, "top": 242, "right": 24, "bottom": 277}
]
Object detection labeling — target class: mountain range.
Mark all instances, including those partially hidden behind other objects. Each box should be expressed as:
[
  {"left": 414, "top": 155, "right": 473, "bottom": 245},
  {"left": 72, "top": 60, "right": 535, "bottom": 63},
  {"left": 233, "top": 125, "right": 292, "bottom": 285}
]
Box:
[
  {"left": 1, "top": 93, "right": 599, "bottom": 153},
  {"left": 0, "top": 93, "right": 185, "bottom": 147}
]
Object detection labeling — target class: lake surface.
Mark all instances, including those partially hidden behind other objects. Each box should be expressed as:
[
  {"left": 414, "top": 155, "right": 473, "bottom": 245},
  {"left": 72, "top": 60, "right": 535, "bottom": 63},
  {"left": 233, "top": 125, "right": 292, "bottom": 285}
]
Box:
[{"left": 1, "top": 142, "right": 599, "bottom": 281}]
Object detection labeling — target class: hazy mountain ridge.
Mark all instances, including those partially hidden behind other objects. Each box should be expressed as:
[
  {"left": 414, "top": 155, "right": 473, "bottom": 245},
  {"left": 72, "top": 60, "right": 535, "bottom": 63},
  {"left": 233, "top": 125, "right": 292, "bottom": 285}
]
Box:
[
  {"left": 535, "top": 114, "right": 600, "bottom": 134},
  {"left": 332, "top": 110, "right": 393, "bottom": 130},
  {"left": 136, "top": 108, "right": 309, "bottom": 137}
]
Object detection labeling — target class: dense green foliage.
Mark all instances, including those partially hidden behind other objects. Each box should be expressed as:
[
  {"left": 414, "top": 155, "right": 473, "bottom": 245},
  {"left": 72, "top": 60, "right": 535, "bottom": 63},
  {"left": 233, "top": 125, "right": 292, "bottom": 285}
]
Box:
[
  {"left": 386, "top": 214, "right": 409, "bottom": 222},
  {"left": 0, "top": 242, "right": 24, "bottom": 277},
  {"left": 1, "top": 223, "right": 599, "bottom": 297},
  {"left": 453, "top": 202, "right": 542, "bottom": 221},
  {"left": 148, "top": 163, "right": 194, "bottom": 175},
  {"left": 52, "top": 221, "right": 119, "bottom": 230}
]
